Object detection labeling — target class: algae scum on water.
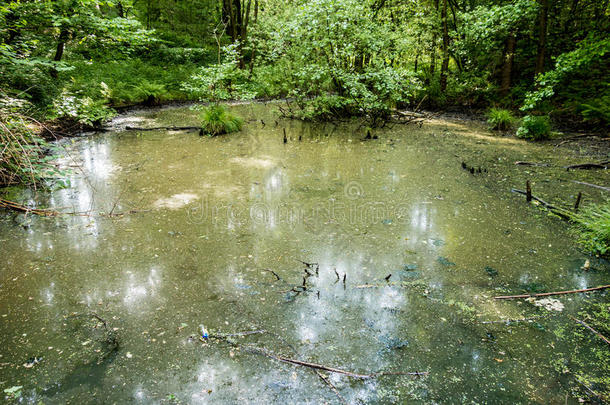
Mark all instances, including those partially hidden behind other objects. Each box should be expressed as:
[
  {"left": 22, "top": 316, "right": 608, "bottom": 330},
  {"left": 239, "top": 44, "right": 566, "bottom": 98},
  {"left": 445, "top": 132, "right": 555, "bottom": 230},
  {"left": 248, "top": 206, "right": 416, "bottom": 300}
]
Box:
[{"left": 0, "top": 104, "right": 608, "bottom": 404}]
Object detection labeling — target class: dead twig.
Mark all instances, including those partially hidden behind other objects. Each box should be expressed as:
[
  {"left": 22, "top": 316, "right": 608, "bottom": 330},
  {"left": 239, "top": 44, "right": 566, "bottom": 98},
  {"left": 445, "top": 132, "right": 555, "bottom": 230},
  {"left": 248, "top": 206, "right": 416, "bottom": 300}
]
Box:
[
  {"left": 245, "top": 346, "right": 428, "bottom": 379},
  {"left": 263, "top": 269, "right": 281, "bottom": 281},
  {"left": 0, "top": 198, "right": 60, "bottom": 217},
  {"left": 564, "top": 161, "right": 609, "bottom": 170},
  {"left": 572, "top": 181, "right": 610, "bottom": 192},
  {"left": 568, "top": 315, "right": 610, "bottom": 345},
  {"left": 514, "top": 161, "right": 550, "bottom": 167},
  {"left": 124, "top": 126, "right": 200, "bottom": 131},
  {"left": 210, "top": 330, "right": 266, "bottom": 339},
  {"left": 494, "top": 284, "right": 610, "bottom": 300},
  {"left": 510, "top": 189, "right": 573, "bottom": 220},
  {"left": 479, "top": 315, "right": 546, "bottom": 324}
]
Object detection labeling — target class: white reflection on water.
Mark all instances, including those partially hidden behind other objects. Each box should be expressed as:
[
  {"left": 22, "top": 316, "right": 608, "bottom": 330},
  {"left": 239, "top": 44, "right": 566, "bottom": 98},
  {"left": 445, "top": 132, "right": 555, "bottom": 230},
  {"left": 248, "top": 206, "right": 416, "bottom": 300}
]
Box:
[{"left": 123, "top": 267, "right": 162, "bottom": 309}]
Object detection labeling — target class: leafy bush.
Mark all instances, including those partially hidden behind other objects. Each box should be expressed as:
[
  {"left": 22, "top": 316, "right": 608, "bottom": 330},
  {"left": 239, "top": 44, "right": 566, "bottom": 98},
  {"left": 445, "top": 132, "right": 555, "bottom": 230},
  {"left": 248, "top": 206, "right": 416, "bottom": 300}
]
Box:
[
  {"left": 132, "top": 80, "right": 167, "bottom": 105},
  {"left": 51, "top": 90, "right": 115, "bottom": 127},
  {"left": 200, "top": 104, "right": 243, "bottom": 136},
  {"left": 571, "top": 202, "right": 610, "bottom": 256},
  {"left": 516, "top": 115, "right": 551, "bottom": 140},
  {"left": 579, "top": 94, "right": 610, "bottom": 126},
  {"left": 487, "top": 108, "right": 516, "bottom": 130},
  {"left": 183, "top": 44, "right": 257, "bottom": 102}
]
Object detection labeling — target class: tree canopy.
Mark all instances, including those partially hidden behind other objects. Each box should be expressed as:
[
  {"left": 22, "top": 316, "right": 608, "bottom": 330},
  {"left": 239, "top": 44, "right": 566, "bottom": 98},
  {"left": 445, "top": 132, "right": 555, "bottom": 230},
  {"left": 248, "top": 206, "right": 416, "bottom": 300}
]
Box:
[{"left": 0, "top": 0, "right": 608, "bottom": 127}]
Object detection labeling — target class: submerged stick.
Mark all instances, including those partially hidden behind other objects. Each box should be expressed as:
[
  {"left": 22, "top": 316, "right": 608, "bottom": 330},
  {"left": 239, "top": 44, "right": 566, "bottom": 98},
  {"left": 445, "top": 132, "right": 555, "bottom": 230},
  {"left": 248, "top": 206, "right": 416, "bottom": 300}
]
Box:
[
  {"left": 572, "top": 181, "right": 610, "bottom": 192},
  {"left": 494, "top": 285, "right": 610, "bottom": 300},
  {"left": 574, "top": 192, "right": 582, "bottom": 211},
  {"left": 124, "top": 125, "right": 200, "bottom": 131},
  {"left": 514, "top": 161, "right": 550, "bottom": 167},
  {"left": 0, "top": 198, "right": 60, "bottom": 217},
  {"left": 569, "top": 316, "right": 610, "bottom": 345},
  {"left": 263, "top": 268, "right": 281, "bottom": 281},
  {"left": 210, "top": 330, "right": 267, "bottom": 339},
  {"left": 479, "top": 315, "right": 546, "bottom": 324},
  {"left": 246, "top": 347, "right": 428, "bottom": 379},
  {"left": 510, "top": 189, "right": 572, "bottom": 220},
  {"left": 564, "top": 161, "right": 610, "bottom": 170}
]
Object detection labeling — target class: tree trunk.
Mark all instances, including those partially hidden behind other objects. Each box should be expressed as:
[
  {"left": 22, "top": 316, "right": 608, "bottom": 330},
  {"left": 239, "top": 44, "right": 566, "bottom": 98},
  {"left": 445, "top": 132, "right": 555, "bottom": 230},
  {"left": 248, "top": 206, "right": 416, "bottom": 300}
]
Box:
[
  {"left": 500, "top": 33, "right": 516, "bottom": 96},
  {"left": 535, "top": 0, "right": 549, "bottom": 76},
  {"left": 439, "top": 0, "right": 449, "bottom": 92},
  {"left": 223, "top": 0, "right": 242, "bottom": 43},
  {"left": 238, "top": 0, "right": 252, "bottom": 68},
  {"left": 5, "top": 9, "right": 20, "bottom": 44},
  {"left": 53, "top": 30, "right": 69, "bottom": 62},
  {"left": 51, "top": 29, "right": 69, "bottom": 78},
  {"left": 428, "top": 0, "right": 439, "bottom": 82}
]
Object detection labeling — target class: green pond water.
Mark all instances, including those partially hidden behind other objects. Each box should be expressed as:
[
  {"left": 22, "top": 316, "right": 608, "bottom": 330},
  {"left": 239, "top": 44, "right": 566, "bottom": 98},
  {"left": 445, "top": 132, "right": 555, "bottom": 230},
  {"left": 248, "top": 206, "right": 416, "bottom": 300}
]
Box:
[{"left": 0, "top": 103, "right": 608, "bottom": 404}]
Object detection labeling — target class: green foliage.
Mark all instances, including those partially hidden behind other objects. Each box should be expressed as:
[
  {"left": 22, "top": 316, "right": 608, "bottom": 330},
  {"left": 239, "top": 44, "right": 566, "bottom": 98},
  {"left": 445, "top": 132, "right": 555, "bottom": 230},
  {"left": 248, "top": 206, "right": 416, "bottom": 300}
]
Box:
[
  {"left": 522, "top": 35, "right": 610, "bottom": 123},
  {"left": 51, "top": 90, "right": 115, "bottom": 126},
  {"left": 579, "top": 94, "right": 610, "bottom": 126},
  {"left": 250, "top": 0, "right": 420, "bottom": 125},
  {"left": 132, "top": 80, "right": 167, "bottom": 105},
  {"left": 486, "top": 108, "right": 516, "bottom": 130},
  {"left": 516, "top": 115, "right": 551, "bottom": 140},
  {"left": 571, "top": 202, "right": 610, "bottom": 256},
  {"left": 200, "top": 104, "right": 243, "bottom": 136},
  {"left": 183, "top": 44, "right": 256, "bottom": 102},
  {"left": 65, "top": 59, "right": 198, "bottom": 107}
]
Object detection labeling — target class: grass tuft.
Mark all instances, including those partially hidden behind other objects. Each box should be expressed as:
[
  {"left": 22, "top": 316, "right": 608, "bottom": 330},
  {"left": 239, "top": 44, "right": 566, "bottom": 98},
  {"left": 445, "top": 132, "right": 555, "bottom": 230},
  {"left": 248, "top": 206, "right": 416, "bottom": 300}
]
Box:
[
  {"left": 571, "top": 201, "right": 610, "bottom": 256},
  {"left": 486, "top": 108, "right": 515, "bottom": 131},
  {"left": 200, "top": 104, "right": 243, "bottom": 136}
]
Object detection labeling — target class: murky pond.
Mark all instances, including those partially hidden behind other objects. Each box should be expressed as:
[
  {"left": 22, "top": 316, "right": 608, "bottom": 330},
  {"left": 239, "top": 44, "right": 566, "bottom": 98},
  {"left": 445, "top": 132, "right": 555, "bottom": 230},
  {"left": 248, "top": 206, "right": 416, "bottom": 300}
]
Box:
[{"left": 1, "top": 103, "right": 608, "bottom": 403}]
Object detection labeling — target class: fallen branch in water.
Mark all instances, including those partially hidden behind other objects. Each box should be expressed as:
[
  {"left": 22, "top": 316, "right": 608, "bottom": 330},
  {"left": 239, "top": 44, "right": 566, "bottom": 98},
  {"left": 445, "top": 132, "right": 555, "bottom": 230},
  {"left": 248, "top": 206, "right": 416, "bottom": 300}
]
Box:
[
  {"left": 575, "top": 375, "right": 609, "bottom": 403},
  {"left": 569, "top": 316, "right": 610, "bottom": 345},
  {"left": 494, "top": 285, "right": 610, "bottom": 300},
  {"left": 210, "top": 330, "right": 267, "bottom": 339},
  {"left": 514, "top": 161, "right": 550, "bottom": 167},
  {"left": 564, "top": 161, "right": 609, "bottom": 170},
  {"left": 124, "top": 126, "right": 200, "bottom": 132},
  {"left": 262, "top": 268, "right": 281, "bottom": 281},
  {"left": 102, "top": 209, "right": 150, "bottom": 217},
  {"left": 479, "top": 315, "right": 546, "bottom": 324},
  {"left": 510, "top": 189, "right": 573, "bottom": 220},
  {"left": 0, "top": 198, "right": 60, "bottom": 216},
  {"left": 572, "top": 181, "right": 610, "bottom": 192},
  {"left": 245, "top": 346, "right": 428, "bottom": 379}
]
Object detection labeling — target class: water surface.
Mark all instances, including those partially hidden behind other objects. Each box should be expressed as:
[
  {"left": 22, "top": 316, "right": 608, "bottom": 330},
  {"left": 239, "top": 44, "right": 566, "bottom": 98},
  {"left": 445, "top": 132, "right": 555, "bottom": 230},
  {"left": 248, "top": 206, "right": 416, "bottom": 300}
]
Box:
[{"left": 0, "top": 103, "right": 607, "bottom": 403}]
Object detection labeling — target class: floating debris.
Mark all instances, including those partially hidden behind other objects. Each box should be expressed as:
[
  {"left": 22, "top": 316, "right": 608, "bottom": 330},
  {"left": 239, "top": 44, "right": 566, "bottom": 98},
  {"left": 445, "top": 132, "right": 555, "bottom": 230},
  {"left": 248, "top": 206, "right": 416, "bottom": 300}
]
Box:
[
  {"left": 485, "top": 266, "right": 498, "bottom": 277},
  {"left": 531, "top": 297, "right": 564, "bottom": 312},
  {"left": 432, "top": 239, "right": 445, "bottom": 247},
  {"left": 23, "top": 356, "right": 43, "bottom": 369},
  {"left": 437, "top": 256, "right": 456, "bottom": 267}
]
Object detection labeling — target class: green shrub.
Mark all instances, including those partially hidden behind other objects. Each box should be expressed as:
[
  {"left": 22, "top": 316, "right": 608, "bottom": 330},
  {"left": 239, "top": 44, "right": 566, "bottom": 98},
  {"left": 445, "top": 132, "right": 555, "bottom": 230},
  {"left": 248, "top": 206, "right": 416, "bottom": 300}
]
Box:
[
  {"left": 579, "top": 94, "right": 610, "bottom": 126},
  {"left": 516, "top": 115, "right": 551, "bottom": 140},
  {"left": 51, "top": 90, "right": 115, "bottom": 127},
  {"left": 486, "top": 108, "right": 515, "bottom": 130},
  {"left": 200, "top": 104, "right": 243, "bottom": 136},
  {"left": 132, "top": 80, "right": 167, "bottom": 105},
  {"left": 571, "top": 202, "right": 610, "bottom": 256}
]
